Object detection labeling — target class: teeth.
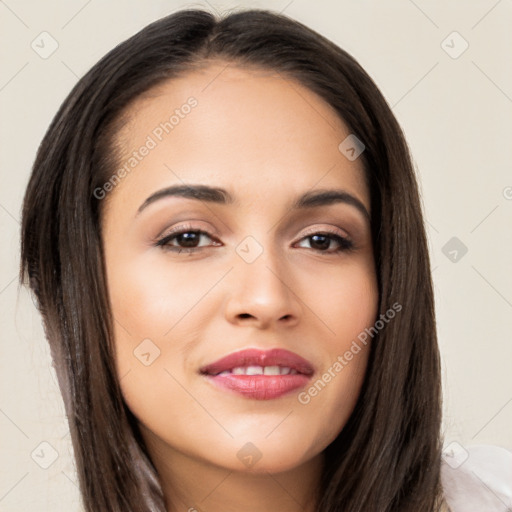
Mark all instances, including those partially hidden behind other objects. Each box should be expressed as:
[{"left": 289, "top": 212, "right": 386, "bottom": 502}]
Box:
[
  {"left": 245, "top": 365, "right": 264, "bottom": 375},
  {"left": 217, "top": 366, "right": 297, "bottom": 376}
]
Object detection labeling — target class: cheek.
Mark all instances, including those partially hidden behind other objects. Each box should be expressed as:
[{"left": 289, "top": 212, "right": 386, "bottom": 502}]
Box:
[
  {"left": 107, "top": 249, "right": 221, "bottom": 362},
  {"left": 106, "top": 250, "right": 228, "bottom": 417},
  {"left": 295, "top": 260, "right": 377, "bottom": 440},
  {"left": 108, "top": 255, "right": 199, "bottom": 335},
  {"left": 333, "top": 278, "right": 378, "bottom": 340},
  {"left": 297, "top": 351, "right": 369, "bottom": 457},
  {"left": 310, "top": 257, "right": 379, "bottom": 345},
  {"left": 107, "top": 257, "right": 206, "bottom": 443}
]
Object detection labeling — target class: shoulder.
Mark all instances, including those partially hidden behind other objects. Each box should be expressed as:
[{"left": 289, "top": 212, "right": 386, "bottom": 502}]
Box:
[{"left": 441, "top": 443, "right": 512, "bottom": 512}]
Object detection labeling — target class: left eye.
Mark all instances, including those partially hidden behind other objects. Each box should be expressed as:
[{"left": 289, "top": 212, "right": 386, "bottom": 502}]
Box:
[{"left": 295, "top": 232, "right": 353, "bottom": 253}]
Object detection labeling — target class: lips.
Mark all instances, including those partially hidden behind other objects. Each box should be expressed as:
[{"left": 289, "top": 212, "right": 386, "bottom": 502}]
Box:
[{"left": 200, "top": 348, "right": 314, "bottom": 400}]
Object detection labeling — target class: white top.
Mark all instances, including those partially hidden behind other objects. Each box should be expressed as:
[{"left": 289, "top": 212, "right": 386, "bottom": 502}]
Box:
[{"left": 441, "top": 443, "right": 512, "bottom": 511}]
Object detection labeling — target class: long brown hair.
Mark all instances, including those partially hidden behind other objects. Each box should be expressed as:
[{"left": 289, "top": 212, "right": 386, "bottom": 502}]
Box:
[{"left": 20, "top": 8, "right": 444, "bottom": 511}]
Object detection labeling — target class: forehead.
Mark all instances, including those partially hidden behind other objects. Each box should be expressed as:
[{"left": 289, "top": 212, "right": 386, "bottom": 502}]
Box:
[{"left": 107, "top": 62, "right": 369, "bottom": 211}]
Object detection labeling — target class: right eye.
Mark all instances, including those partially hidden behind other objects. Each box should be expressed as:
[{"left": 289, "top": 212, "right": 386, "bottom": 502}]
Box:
[{"left": 156, "top": 225, "right": 221, "bottom": 254}]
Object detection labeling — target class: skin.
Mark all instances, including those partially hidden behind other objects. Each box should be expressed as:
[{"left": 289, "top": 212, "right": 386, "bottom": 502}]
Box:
[{"left": 101, "top": 61, "right": 378, "bottom": 512}]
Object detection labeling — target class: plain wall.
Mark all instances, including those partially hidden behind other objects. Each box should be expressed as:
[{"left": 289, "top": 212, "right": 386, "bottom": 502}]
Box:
[{"left": 1, "top": 0, "right": 511, "bottom": 510}]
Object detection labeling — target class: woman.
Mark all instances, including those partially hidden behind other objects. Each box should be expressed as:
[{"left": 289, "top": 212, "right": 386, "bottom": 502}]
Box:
[{"left": 19, "top": 7, "right": 482, "bottom": 512}]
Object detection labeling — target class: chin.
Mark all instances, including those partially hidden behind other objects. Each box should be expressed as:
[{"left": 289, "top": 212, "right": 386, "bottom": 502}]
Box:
[{"left": 207, "top": 428, "right": 327, "bottom": 475}]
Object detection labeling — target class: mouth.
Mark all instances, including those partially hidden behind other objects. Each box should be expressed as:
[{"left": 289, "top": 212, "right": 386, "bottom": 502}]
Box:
[{"left": 199, "top": 348, "right": 314, "bottom": 400}]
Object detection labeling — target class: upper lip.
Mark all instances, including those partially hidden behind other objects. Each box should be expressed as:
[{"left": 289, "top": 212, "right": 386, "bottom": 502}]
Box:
[{"left": 200, "top": 348, "right": 315, "bottom": 376}]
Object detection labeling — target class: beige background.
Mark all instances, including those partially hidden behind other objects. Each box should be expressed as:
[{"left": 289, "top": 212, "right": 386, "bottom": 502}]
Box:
[{"left": 1, "top": 0, "right": 511, "bottom": 510}]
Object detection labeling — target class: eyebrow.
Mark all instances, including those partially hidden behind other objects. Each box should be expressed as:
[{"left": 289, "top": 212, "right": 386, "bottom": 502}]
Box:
[{"left": 137, "top": 184, "right": 370, "bottom": 220}]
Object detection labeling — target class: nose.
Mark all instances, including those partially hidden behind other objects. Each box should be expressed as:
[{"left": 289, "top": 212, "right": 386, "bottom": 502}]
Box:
[{"left": 224, "top": 245, "right": 302, "bottom": 330}]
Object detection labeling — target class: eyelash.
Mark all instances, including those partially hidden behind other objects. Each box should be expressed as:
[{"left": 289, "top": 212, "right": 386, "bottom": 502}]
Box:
[{"left": 155, "top": 223, "right": 355, "bottom": 255}]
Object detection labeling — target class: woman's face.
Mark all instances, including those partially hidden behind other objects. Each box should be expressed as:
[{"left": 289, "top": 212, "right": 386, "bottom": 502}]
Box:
[{"left": 102, "top": 63, "right": 378, "bottom": 476}]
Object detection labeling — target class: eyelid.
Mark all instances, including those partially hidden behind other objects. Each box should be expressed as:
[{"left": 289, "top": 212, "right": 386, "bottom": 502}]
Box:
[
  {"left": 296, "top": 224, "right": 351, "bottom": 241},
  {"left": 156, "top": 223, "right": 350, "bottom": 244},
  {"left": 154, "top": 221, "right": 357, "bottom": 259},
  {"left": 156, "top": 222, "right": 220, "bottom": 242}
]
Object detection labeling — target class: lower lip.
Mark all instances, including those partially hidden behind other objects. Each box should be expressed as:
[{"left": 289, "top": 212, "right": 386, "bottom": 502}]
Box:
[{"left": 205, "top": 374, "right": 311, "bottom": 400}]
